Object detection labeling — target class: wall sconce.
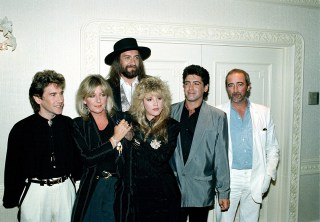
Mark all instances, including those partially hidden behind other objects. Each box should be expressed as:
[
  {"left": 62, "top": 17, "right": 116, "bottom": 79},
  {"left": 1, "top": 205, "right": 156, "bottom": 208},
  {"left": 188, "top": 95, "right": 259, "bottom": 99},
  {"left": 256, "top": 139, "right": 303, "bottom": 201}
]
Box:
[{"left": 0, "top": 16, "right": 17, "bottom": 51}]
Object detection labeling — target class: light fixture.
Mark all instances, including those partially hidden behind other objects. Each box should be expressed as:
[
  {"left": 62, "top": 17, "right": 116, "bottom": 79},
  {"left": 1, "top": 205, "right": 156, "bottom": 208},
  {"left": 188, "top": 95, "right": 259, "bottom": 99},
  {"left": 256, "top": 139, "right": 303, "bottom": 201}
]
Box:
[{"left": 0, "top": 16, "right": 17, "bottom": 51}]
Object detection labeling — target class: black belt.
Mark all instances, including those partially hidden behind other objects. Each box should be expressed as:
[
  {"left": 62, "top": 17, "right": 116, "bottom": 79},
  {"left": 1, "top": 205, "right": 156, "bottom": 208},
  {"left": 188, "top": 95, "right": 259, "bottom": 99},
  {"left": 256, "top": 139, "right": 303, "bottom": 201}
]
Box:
[
  {"left": 29, "top": 175, "right": 68, "bottom": 186},
  {"left": 97, "top": 170, "right": 118, "bottom": 180}
]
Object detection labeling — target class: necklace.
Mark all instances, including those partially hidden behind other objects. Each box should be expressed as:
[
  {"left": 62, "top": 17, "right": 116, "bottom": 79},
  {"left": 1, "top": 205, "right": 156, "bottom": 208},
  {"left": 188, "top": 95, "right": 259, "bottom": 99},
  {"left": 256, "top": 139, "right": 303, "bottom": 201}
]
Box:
[{"left": 185, "top": 104, "right": 196, "bottom": 116}]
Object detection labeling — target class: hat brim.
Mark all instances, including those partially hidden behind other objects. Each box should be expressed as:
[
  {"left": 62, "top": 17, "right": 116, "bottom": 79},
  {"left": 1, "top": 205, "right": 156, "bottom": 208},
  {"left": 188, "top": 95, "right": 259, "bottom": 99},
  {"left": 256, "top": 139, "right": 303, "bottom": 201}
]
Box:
[{"left": 105, "top": 46, "right": 151, "bottom": 65}]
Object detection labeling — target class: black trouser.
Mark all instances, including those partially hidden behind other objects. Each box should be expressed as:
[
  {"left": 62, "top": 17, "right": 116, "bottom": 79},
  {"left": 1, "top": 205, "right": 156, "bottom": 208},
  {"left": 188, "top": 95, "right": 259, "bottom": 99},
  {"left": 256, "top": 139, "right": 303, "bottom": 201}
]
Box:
[{"left": 180, "top": 206, "right": 211, "bottom": 222}]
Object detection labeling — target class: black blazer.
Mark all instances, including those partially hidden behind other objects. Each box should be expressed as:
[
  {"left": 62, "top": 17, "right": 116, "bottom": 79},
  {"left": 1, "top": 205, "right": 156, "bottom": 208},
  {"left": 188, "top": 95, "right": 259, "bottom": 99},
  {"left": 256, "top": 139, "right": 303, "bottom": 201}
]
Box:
[
  {"left": 107, "top": 79, "right": 122, "bottom": 111},
  {"left": 71, "top": 111, "right": 130, "bottom": 222}
]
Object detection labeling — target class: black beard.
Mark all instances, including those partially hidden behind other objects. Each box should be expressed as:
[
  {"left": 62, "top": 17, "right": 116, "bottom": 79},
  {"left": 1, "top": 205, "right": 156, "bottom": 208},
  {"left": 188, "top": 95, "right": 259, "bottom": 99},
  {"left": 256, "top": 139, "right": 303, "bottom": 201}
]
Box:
[{"left": 120, "top": 65, "right": 141, "bottom": 79}]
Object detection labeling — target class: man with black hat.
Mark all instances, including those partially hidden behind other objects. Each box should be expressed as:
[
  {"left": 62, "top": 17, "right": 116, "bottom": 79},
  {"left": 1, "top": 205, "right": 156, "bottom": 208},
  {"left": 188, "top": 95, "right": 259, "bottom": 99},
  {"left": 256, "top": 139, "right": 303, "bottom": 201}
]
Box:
[{"left": 105, "top": 37, "right": 151, "bottom": 112}]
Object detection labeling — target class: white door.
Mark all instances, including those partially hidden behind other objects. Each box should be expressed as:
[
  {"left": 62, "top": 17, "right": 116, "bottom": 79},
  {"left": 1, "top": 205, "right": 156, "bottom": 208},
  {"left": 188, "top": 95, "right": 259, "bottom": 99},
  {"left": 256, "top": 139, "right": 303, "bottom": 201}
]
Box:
[
  {"left": 203, "top": 45, "right": 284, "bottom": 222},
  {"left": 140, "top": 41, "right": 202, "bottom": 104},
  {"left": 100, "top": 40, "right": 287, "bottom": 222},
  {"left": 143, "top": 43, "right": 285, "bottom": 222}
]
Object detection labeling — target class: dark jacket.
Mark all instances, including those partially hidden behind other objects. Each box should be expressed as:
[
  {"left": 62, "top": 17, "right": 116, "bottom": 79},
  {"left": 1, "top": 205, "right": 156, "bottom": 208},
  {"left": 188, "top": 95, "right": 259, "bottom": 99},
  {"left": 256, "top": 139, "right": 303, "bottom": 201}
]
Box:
[
  {"left": 114, "top": 117, "right": 181, "bottom": 222},
  {"left": 71, "top": 112, "right": 130, "bottom": 222},
  {"left": 106, "top": 79, "right": 123, "bottom": 112},
  {"left": 106, "top": 76, "right": 150, "bottom": 112}
]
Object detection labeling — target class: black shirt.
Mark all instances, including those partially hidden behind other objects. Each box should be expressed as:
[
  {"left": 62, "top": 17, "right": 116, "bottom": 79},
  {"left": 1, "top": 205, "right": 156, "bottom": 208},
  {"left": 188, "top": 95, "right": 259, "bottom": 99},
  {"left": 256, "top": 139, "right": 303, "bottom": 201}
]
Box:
[
  {"left": 179, "top": 103, "right": 201, "bottom": 164},
  {"left": 3, "top": 113, "right": 81, "bottom": 208},
  {"left": 98, "top": 117, "right": 117, "bottom": 173}
]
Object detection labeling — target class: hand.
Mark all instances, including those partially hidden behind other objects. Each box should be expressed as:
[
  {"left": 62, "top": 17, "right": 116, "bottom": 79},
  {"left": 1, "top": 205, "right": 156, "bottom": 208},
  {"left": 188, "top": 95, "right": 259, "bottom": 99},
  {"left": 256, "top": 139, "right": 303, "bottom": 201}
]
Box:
[
  {"left": 124, "top": 129, "right": 134, "bottom": 141},
  {"left": 219, "top": 199, "right": 230, "bottom": 211},
  {"left": 113, "top": 119, "right": 132, "bottom": 142}
]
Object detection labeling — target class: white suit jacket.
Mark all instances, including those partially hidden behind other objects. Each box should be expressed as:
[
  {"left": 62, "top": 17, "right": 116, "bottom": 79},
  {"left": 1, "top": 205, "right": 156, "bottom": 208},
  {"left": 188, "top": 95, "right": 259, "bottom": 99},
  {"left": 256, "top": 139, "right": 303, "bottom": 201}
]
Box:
[{"left": 217, "top": 102, "right": 280, "bottom": 203}]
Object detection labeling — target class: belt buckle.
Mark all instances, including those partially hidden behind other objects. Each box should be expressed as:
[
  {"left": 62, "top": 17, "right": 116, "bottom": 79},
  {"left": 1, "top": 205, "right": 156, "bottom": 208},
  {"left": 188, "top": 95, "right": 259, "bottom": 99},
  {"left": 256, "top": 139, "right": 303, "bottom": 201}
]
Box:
[
  {"left": 57, "top": 177, "right": 63, "bottom": 183},
  {"left": 47, "top": 177, "right": 63, "bottom": 186},
  {"left": 47, "top": 179, "right": 54, "bottom": 186},
  {"left": 101, "top": 171, "right": 112, "bottom": 179}
]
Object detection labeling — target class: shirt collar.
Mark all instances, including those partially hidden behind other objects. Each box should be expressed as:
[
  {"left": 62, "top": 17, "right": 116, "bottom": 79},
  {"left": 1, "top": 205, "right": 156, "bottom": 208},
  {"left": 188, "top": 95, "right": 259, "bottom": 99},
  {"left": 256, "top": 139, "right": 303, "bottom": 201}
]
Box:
[
  {"left": 120, "top": 76, "right": 138, "bottom": 87},
  {"left": 231, "top": 99, "right": 251, "bottom": 111}
]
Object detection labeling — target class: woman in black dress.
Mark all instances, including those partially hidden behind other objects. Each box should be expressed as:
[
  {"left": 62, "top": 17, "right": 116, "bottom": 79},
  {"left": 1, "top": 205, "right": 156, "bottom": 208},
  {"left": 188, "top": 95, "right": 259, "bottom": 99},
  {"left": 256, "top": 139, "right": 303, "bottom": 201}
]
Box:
[
  {"left": 72, "top": 75, "right": 131, "bottom": 222},
  {"left": 115, "top": 76, "right": 181, "bottom": 222}
]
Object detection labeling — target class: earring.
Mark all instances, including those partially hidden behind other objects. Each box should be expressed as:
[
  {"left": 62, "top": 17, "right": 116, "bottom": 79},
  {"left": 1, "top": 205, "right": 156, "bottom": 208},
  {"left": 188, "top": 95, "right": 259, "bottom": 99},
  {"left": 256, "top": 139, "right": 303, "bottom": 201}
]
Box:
[{"left": 84, "top": 104, "right": 90, "bottom": 115}]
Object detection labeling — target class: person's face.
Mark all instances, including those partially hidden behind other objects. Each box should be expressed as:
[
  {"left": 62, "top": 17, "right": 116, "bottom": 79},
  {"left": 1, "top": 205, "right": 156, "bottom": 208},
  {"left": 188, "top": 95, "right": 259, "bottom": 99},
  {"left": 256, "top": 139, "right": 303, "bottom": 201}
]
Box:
[
  {"left": 143, "top": 93, "right": 164, "bottom": 121},
  {"left": 34, "top": 83, "right": 64, "bottom": 119},
  {"left": 84, "top": 86, "right": 108, "bottom": 116},
  {"left": 226, "top": 72, "right": 249, "bottom": 104},
  {"left": 119, "top": 50, "right": 141, "bottom": 79},
  {"left": 183, "top": 74, "right": 208, "bottom": 103}
]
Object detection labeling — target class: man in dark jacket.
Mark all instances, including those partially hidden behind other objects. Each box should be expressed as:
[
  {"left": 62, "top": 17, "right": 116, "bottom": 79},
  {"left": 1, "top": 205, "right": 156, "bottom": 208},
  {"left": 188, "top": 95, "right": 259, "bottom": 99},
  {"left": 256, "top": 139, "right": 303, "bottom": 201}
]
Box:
[
  {"left": 3, "top": 70, "right": 81, "bottom": 222},
  {"left": 105, "top": 37, "right": 151, "bottom": 111}
]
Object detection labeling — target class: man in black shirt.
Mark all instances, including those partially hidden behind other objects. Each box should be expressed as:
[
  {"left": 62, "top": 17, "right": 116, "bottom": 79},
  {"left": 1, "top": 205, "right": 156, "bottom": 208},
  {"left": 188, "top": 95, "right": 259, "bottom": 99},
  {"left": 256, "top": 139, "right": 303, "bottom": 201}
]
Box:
[
  {"left": 3, "top": 70, "right": 81, "bottom": 222},
  {"left": 171, "top": 65, "right": 230, "bottom": 222}
]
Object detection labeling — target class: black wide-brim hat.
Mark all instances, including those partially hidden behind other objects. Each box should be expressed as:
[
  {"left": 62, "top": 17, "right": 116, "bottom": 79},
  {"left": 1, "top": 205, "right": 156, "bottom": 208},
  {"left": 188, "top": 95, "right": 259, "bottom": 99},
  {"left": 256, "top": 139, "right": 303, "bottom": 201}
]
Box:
[{"left": 104, "top": 37, "right": 151, "bottom": 65}]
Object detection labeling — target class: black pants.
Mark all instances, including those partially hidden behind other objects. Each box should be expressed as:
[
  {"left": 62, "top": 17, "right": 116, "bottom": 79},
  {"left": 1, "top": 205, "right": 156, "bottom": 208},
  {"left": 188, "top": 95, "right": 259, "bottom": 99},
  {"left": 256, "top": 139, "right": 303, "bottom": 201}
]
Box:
[{"left": 180, "top": 206, "right": 211, "bottom": 222}]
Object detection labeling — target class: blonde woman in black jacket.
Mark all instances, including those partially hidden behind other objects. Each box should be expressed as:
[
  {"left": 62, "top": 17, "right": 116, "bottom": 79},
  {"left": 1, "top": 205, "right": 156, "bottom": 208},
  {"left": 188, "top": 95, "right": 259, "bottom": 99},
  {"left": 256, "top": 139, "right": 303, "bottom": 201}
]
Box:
[{"left": 72, "top": 74, "right": 131, "bottom": 222}]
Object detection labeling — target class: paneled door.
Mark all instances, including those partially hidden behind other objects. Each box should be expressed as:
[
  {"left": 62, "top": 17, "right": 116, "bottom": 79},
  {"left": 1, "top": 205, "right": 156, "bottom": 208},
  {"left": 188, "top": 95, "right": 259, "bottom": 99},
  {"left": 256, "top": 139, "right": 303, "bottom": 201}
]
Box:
[
  {"left": 203, "top": 45, "right": 285, "bottom": 222},
  {"left": 99, "top": 39, "right": 290, "bottom": 222}
]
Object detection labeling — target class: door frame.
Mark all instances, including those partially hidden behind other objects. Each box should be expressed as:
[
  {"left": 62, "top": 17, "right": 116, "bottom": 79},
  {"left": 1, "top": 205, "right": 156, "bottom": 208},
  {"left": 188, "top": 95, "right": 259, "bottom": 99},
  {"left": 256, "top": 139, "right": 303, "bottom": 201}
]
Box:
[{"left": 81, "top": 20, "right": 304, "bottom": 222}]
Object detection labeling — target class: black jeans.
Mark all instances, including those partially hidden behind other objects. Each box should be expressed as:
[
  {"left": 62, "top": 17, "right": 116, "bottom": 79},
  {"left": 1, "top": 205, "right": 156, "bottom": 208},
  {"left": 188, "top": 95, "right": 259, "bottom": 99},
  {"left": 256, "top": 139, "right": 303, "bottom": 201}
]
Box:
[{"left": 180, "top": 206, "right": 211, "bottom": 222}]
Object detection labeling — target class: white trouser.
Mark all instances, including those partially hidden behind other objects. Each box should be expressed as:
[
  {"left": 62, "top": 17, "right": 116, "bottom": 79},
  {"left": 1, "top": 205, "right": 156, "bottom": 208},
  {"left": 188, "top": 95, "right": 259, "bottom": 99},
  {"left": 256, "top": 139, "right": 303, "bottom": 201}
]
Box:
[
  {"left": 216, "top": 169, "right": 260, "bottom": 222},
  {"left": 20, "top": 178, "right": 75, "bottom": 222}
]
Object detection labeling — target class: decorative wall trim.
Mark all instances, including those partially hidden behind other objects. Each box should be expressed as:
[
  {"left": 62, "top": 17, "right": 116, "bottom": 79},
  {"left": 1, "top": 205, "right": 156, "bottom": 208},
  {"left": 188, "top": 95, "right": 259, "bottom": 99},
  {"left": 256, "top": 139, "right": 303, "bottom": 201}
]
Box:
[
  {"left": 0, "top": 16, "right": 17, "bottom": 51},
  {"left": 300, "top": 158, "right": 320, "bottom": 175},
  {"left": 243, "top": 0, "right": 320, "bottom": 8},
  {"left": 81, "top": 20, "right": 304, "bottom": 222}
]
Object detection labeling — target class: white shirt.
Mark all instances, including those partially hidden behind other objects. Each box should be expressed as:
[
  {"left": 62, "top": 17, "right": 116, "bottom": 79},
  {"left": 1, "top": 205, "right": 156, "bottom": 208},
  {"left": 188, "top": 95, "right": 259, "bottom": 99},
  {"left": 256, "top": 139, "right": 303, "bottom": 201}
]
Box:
[{"left": 120, "top": 77, "right": 139, "bottom": 105}]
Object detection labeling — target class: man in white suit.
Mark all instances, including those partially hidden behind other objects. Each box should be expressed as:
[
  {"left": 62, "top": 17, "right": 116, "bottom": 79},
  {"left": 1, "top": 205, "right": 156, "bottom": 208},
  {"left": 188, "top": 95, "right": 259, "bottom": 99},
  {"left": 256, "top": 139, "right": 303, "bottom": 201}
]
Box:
[
  {"left": 216, "top": 68, "right": 280, "bottom": 222},
  {"left": 170, "top": 65, "right": 230, "bottom": 222}
]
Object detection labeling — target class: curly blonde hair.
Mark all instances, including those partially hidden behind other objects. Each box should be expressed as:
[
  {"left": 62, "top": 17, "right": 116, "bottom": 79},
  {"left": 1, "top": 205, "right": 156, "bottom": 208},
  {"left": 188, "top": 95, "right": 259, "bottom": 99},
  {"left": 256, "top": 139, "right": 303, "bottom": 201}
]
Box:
[{"left": 129, "top": 76, "right": 172, "bottom": 143}]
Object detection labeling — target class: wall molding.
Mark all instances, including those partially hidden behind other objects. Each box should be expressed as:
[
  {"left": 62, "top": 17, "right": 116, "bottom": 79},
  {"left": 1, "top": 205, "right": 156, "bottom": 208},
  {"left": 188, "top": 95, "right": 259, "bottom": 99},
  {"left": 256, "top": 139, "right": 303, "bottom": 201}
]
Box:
[
  {"left": 243, "top": 0, "right": 320, "bottom": 8},
  {"left": 300, "top": 158, "right": 320, "bottom": 175},
  {"left": 81, "top": 20, "right": 304, "bottom": 222}
]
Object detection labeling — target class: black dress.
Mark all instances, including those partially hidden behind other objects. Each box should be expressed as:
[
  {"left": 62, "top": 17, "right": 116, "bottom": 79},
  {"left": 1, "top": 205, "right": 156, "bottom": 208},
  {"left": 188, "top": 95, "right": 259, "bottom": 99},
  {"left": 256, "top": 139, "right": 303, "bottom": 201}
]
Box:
[
  {"left": 71, "top": 112, "right": 129, "bottom": 222},
  {"left": 114, "top": 117, "right": 181, "bottom": 222}
]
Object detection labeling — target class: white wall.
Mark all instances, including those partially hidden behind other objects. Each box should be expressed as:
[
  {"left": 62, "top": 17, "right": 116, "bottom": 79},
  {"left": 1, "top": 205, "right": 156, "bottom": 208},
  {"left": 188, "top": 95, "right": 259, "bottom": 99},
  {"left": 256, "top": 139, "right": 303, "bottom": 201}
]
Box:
[{"left": 1, "top": 0, "right": 319, "bottom": 221}]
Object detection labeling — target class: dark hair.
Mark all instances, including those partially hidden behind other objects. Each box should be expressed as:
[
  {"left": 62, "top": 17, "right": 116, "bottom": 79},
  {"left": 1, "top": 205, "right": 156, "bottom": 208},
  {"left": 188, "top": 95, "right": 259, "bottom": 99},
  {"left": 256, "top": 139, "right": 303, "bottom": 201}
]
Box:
[
  {"left": 107, "top": 55, "right": 148, "bottom": 87},
  {"left": 182, "top": 64, "right": 210, "bottom": 100},
  {"left": 29, "top": 70, "right": 65, "bottom": 113},
  {"left": 225, "top": 68, "right": 251, "bottom": 97}
]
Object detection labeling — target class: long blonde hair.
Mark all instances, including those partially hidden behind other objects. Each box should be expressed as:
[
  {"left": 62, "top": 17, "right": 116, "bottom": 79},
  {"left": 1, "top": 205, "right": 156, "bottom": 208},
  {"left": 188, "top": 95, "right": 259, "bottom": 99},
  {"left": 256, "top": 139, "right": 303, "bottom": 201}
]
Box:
[{"left": 129, "top": 76, "right": 172, "bottom": 143}]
